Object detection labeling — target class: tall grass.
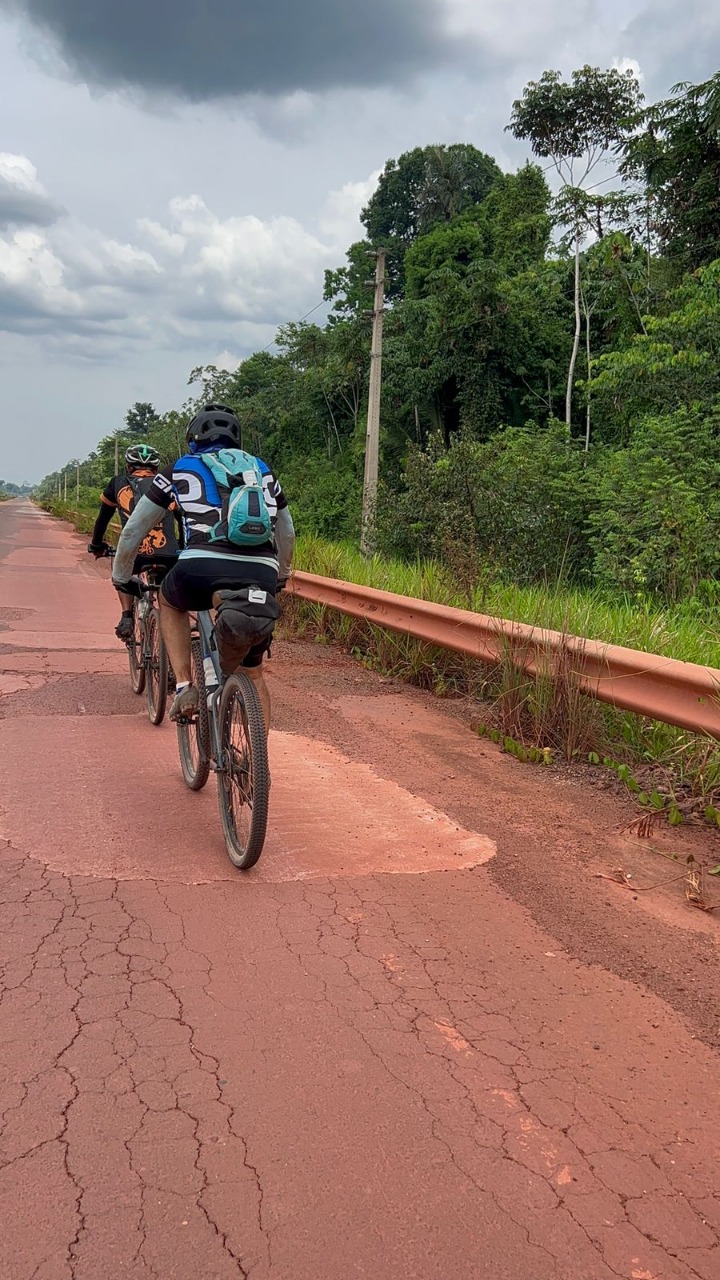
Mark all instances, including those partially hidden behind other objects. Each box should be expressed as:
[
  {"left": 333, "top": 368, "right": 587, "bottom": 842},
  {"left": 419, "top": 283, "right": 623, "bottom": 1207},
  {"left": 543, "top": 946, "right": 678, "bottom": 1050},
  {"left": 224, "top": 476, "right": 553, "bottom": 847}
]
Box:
[
  {"left": 291, "top": 536, "right": 720, "bottom": 801},
  {"left": 38, "top": 497, "right": 110, "bottom": 539},
  {"left": 295, "top": 535, "right": 720, "bottom": 668}
]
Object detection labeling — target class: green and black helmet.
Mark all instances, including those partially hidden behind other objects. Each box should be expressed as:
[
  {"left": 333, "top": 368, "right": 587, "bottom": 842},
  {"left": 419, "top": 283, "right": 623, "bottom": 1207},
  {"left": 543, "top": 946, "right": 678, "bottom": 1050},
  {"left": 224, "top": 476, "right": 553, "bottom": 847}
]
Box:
[{"left": 125, "top": 443, "right": 160, "bottom": 471}]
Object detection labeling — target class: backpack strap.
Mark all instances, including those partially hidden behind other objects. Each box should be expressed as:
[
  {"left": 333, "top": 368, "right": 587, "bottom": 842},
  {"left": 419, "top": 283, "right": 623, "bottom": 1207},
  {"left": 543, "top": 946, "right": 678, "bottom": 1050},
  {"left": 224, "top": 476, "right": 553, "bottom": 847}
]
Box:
[
  {"left": 202, "top": 450, "right": 263, "bottom": 492},
  {"left": 127, "top": 474, "right": 144, "bottom": 502},
  {"left": 126, "top": 473, "right": 180, "bottom": 554}
]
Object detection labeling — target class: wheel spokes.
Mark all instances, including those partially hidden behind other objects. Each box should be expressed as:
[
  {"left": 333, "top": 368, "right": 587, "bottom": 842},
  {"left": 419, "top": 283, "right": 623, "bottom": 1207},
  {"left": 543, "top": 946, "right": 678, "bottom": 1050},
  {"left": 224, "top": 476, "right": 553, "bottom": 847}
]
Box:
[{"left": 224, "top": 691, "right": 254, "bottom": 841}]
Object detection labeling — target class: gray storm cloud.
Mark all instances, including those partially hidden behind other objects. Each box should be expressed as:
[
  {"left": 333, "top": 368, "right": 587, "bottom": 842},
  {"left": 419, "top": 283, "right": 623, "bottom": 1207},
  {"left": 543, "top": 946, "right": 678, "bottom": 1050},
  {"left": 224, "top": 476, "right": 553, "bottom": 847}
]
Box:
[
  {"left": 0, "top": 162, "right": 64, "bottom": 228},
  {"left": 0, "top": 182, "right": 62, "bottom": 228},
  {"left": 626, "top": 0, "right": 720, "bottom": 86},
  {"left": 1, "top": 0, "right": 462, "bottom": 98}
]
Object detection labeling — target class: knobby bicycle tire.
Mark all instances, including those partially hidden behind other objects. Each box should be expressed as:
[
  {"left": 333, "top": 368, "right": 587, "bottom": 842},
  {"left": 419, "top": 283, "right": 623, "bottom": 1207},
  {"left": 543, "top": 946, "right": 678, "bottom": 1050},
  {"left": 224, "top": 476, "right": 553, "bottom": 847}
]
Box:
[
  {"left": 217, "top": 671, "right": 269, "bottom": 870},
  {"left": 145, "top": 607, "right": 168, "bottom": 726},
  {"left": 177, "top": 636, "right": 211, "bottom": 791},
  {"left": 128, "top": 603, "right": 145, "bottom": 695}
]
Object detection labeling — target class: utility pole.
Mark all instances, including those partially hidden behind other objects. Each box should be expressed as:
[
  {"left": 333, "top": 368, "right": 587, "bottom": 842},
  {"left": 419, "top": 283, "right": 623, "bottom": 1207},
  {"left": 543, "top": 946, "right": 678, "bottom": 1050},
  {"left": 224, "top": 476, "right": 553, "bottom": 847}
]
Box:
[
  {"left": 360, "top": 248, "right": 386, "bottom": 557},
  {"left": 76, "top": 460, "right": 80, "bottom": 505},
  {"left": 63, "top": 472, "right": 67, "bottom": 502},
  {"left": 114, "top": 435, "right": 119, "bottom": 474}
]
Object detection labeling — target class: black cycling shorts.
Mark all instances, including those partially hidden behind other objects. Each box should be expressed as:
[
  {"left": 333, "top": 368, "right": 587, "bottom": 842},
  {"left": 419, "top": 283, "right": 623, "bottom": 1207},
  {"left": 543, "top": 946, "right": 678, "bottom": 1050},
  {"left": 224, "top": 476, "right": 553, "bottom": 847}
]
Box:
[{"left": 160, "top": 556, "right": 278, "bottom": 669}]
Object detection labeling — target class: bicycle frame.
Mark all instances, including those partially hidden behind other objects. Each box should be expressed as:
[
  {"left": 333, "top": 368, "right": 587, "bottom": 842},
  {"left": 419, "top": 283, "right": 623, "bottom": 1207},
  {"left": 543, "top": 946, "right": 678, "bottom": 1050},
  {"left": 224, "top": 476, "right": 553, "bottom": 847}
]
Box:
[
  {"left": 195, "top": 610, "right": 227, "bottom": 769},
  {"left": 137, "top": 584, "right": 158, "bottom": 653},
  {"left": 116, "top": 557, "right": 172, "bottom": 722},
  {"left": 136, "top": 571, "right": 167, "bottom": 668}
]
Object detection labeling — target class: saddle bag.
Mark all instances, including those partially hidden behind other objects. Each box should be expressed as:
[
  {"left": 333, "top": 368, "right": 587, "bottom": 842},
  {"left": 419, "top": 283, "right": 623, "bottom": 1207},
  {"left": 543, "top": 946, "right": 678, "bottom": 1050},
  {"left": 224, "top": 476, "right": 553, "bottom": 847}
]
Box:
[{"left": 214, "top": 587, "right": 281, "bottom": 674}]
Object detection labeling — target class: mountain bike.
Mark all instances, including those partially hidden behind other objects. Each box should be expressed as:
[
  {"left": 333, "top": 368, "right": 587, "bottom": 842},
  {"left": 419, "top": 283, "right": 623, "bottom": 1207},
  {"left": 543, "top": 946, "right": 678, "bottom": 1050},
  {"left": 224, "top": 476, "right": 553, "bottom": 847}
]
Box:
[
  {"left": 175, "top": 604, "right": 271, "bottom": 870},
  {"left": 104, "top": 551, "right": 173, "bottom": 725},
  {"left": 127, "top": 569, "right": 173, "bottom": 725}
]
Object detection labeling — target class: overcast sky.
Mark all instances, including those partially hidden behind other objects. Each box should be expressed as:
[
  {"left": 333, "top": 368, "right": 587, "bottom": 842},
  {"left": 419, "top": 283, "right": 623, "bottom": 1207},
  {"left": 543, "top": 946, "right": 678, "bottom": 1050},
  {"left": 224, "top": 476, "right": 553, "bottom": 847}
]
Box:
[{"left": 0, "top": 0, "right": 717, "bottom": 483}]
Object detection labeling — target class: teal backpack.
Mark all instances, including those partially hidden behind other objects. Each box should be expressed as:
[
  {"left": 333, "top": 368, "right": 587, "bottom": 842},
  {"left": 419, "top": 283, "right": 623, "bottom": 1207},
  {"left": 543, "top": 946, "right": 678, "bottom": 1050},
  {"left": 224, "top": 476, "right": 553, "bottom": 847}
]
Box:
[{"left": 201, "top": 449, "right": 273, "bottom": 548}]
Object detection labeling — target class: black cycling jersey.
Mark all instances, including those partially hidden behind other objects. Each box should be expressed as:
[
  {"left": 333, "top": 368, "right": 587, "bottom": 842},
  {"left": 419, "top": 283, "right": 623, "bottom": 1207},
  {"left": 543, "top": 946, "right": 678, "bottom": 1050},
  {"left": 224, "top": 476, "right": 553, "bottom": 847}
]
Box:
[{"left": 93, "top": 469, "right": 180, "bottom": 559}]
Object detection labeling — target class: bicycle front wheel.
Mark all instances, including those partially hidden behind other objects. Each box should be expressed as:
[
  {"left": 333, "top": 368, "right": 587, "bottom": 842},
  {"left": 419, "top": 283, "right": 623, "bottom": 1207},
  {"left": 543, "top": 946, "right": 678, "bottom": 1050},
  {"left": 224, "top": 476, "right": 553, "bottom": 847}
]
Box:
[
  {"left": 145, "top": 607, "right": 168, "bottom": 726},
  {"left": 177, "top": 637, "right": 210, "bottom": 791},
  {"left": 217, "top": 672, "right": 269, "bottom": 870},
  {"left": 127, "top": 604, "right": 145, "bottom": 695}
]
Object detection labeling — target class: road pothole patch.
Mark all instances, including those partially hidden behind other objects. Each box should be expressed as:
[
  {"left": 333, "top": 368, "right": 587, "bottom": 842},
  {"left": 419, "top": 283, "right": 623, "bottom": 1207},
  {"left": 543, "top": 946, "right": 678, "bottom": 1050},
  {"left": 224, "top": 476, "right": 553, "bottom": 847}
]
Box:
[{"left": 0, "top": 721, "right": 495, "bottom": 884}]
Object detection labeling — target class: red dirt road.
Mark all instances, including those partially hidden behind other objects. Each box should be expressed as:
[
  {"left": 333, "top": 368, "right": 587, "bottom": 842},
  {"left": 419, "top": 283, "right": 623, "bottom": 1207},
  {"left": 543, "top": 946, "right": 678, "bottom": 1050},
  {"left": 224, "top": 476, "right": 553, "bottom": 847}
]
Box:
[{"left": 1, "top": 499, "right": 720, "bottom": 1280}]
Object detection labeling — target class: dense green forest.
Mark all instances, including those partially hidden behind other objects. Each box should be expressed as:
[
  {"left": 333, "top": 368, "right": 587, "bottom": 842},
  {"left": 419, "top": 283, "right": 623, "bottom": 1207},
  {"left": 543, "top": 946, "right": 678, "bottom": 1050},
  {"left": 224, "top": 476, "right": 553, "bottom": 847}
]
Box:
[
  {"left": 40, "top": 66, "right": 720, "bottom": 608},
  {"left": 0, "top": 480, "right": 34, "bottom": 497}
]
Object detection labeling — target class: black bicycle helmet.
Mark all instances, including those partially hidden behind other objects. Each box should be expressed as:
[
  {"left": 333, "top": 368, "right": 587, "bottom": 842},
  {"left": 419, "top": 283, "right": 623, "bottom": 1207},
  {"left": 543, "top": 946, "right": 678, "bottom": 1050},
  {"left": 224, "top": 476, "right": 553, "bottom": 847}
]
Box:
[
  {"left": 125, "top": 443, "right": 160, "bottom": 470},
  {"left": 186, "top": 403, "right": 241, "bottom": 447}
]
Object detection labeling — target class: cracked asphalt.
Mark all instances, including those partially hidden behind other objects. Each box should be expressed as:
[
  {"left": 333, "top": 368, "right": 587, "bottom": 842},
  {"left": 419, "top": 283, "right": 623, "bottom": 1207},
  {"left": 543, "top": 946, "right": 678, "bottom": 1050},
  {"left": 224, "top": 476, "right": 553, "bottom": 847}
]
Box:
[{"left": 1, "top": 499, "right": 720, "bottom": 1280}]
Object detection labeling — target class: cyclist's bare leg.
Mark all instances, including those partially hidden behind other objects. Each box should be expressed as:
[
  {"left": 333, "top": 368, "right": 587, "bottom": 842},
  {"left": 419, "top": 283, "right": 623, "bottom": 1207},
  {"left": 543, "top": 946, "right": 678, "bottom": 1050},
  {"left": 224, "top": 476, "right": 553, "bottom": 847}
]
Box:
[
  {"left": 246, "top": 664, "right": 270, "bottom": 736},
  {"left": 158, "top": 594, "right": 191, "bottom": 684}
]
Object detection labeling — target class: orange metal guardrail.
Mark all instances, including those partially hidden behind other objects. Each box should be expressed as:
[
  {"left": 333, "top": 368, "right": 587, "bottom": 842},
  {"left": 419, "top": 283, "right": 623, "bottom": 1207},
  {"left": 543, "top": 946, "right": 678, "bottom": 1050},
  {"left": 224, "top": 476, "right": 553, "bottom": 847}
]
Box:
[{"left": 287, "top": 571, "right": 720, "bottom": 740}]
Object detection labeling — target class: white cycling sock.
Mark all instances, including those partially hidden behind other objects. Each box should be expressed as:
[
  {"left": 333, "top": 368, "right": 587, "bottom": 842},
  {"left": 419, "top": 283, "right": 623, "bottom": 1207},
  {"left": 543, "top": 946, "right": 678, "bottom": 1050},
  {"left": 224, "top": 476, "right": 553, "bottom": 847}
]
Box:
[{"left": 175, "top": 681, "right": 191, "bottom": 695}]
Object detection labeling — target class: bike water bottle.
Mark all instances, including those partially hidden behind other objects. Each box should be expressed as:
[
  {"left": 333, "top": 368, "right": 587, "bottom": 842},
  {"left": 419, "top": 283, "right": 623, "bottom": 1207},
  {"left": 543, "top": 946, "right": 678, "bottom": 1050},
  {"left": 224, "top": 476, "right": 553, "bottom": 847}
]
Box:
[
  {"left": 203, "top": 655, "right": 218, "bottom": 707},
  {"left": 138, "top": 596, "right": 149, "bottom": 620}
]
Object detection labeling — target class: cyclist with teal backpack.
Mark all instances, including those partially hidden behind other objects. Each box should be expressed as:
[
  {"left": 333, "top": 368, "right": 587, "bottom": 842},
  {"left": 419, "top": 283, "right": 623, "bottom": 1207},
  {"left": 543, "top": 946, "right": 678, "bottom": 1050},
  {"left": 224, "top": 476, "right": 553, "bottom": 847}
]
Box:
[{"left": 112, "top": 405, "right": 295, "bottom": 725}]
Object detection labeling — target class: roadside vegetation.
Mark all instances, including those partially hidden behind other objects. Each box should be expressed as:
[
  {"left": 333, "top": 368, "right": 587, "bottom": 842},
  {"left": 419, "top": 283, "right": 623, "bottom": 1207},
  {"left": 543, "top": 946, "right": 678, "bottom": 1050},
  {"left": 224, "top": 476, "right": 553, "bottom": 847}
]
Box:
[
  {"left": 0, "top": 481, "right": 33, "bottom": 499},
  {"left": 38, "top": 66, "right": 720, "bottom": 819}
]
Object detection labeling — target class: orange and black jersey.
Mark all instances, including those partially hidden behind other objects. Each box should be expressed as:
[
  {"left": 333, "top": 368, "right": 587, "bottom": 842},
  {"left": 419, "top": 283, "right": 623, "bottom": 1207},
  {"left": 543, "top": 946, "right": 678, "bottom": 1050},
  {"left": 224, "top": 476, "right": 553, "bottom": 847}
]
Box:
[{"left": 93, "top": 470, "right": 180, "bottom": 558}]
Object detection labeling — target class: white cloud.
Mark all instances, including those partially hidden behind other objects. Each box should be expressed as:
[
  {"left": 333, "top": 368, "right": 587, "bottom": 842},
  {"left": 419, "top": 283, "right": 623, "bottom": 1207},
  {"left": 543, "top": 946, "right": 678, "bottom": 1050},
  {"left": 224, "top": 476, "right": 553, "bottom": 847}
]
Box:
[
  {"left": 0, "top": 152, "right": 44, "bottom": 193},
  {"left": 613, "top": 55, "right": 644, "bottom": 85},
  {"left": 318, "top": 170, "right": 381, "bottom": 249},
  {"left": 0, "top": 150, "right": 64, "bottom": 227},
  {"left": 213, "top": 350, "right": 241, "bottom": 372},
  {"left": 0, "top": 226, "right": 60, "bottom": 288},
  {"left": 442, "top": 0, "right": 592, "bottom": 56},
  {"left": 145, "top": 196, "right": 330, "bottom": 327},
  {"left": 0, "top": 158, "right": 376, "bottom": 352},
  {"left": 55, "top": 225, "right": 161, "bottom": 289},
  {"left": 102, "top": 238, "right": 160, "bottom": 275},
  {"left": 0, "top": 227, "right": 79, "bottom": 316},
  {"left": 136, "top": 217, "right": 186, "bottom": 255},
  {"left": 180, "top": 203, "right": 326, "bottom": 300}
]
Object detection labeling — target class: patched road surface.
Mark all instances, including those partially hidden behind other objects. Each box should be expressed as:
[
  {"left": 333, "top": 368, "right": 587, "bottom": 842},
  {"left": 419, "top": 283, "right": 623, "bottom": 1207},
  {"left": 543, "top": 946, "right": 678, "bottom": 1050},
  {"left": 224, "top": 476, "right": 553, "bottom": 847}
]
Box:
[{"left": 1, "top": 499, "right": 719, "bottom": 1280}]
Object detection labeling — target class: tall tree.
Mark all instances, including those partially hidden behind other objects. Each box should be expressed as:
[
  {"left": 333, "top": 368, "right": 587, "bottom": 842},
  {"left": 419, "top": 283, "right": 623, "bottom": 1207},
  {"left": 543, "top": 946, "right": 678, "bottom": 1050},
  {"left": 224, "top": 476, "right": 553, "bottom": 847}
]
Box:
[
  {"left": 324, "top": 240, "right": 378, "bottom": 318},
  {"left": 124, "top": 401, "right": 160, "bottom": 437},
  {"left": 509, "top": 66, "right": 643, "bottom": 430},
  {"left": 416, "top": 144, "right": 501, "bottom": 232},
  {"left": 361, "top": 144, "right": 500, "bottom": 297},
  {"left": 404, "top": 164, "right": 552, "bottom": 298},
  {"left": 621, "top": 73, "right": 720, "bottom": 274},
  {"left": 590, "top": 259, "right": 720, "bottom": 444}
]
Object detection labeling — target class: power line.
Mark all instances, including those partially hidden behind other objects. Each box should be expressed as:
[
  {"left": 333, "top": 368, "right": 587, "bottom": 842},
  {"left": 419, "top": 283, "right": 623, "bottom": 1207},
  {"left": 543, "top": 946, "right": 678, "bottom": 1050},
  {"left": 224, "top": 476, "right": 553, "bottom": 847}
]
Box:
[{"left": 259, "top": 298, "right": 327, "bottom": 353}]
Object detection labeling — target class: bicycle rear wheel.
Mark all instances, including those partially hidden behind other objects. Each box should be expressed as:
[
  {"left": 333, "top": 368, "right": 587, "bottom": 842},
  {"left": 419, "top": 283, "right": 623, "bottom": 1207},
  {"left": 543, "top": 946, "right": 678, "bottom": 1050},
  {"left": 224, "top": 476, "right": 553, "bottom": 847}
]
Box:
[
  {"left": 145, "top": 607, "right": 168, "bottom": 726},
  {"left": 127, "top": 604, "right": 145, "bottom": 695},
  {"left": 217, "top": 671, "right": 269, "bottom": 870},
  {"left": 177, "top": 637, "right": 211, "bottom": 791}
]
